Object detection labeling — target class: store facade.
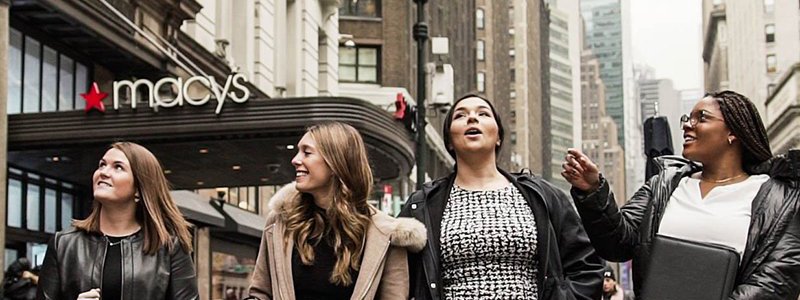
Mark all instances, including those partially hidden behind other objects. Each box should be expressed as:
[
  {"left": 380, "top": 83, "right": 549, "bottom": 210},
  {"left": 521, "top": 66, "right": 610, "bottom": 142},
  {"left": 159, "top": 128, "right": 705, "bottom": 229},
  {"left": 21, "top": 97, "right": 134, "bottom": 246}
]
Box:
[{"left": 4, "top": 1, "right": 417, "bottom": 299}]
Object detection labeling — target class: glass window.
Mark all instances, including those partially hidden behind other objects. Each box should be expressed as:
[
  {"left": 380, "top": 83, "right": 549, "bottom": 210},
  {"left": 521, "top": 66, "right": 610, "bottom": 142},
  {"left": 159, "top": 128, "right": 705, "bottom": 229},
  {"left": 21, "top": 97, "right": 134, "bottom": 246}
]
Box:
[
  {"left": 30, "top": 243, "right": 47, "bottom": 267},
  {"left": 45, "top": 188, "right": 57, "bottom": 233},
  {"left": 228, "top": 187, "right": 239, "bottom": 207},
  {"left": 476, "top": 9, "right": 485, "bottom": 29},
  {"left": 339, "top": 47, "right": 357, "bottom": 82},
  {"left": 764, "top": 0, "right": 774, "bottom": 12},
  {"left": 59, "top": 55, "right": 75, "bottom": 111},
  {"left": 358, "top": 48, "right": 378, "bottom": 82},
  {"left": 338, "top": 46, "right": 379, "bottom": 83},
  {"left": 23, "top": 36, "right": 41, "bottom": 113},
  {"left": 767, "top": 54, "right": 777, "bottom": 73},
  {"left": 5, "top": 249, "right": 18, "bottom": 271},
  {"left": 339, "top": 0, "right": 380, "bottom": 18},
  {"left": 62, "top": 193, "right": 74, "bottom": 229},
  {"left": 7, "top": 30, "right": 87, "bottom": 114},
  {"left": 477, "top": 72, "right": 485, "bottom": 92},
  {"left": 26, "top": 184, "right": 40, "bottom": 231},
  {"left": 74, "top": 63, "right": 88, "bottom": 110},
  {"left": 7, "top": 179, "right": 22, "bottom": 228},
  {"left": 211, "top": 252, "right": 256, "bottom": 300},
  {"left": 765, "top": 24, "right": 775, "bottom": 43},
  {"left": 247, "top": 187, "right": 256, "bottom": 211},
  {"left": 477, "top": 40, "right": 485, "bottom": 61},
  {"left": 8, "top": 29, "right": 23, "bottom": 114},
  {"left": 42, "top": 46, "right": 58, "bottom": 112}
]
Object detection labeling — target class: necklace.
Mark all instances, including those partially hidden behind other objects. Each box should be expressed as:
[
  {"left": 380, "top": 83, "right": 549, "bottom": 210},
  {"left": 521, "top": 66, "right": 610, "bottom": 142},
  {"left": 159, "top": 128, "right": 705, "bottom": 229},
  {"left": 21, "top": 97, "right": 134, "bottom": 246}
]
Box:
[
  {"left": 700, "top": 173, "right": 747, "bottom": 184},
  {"left": 108, "top": 239, "right": 123, "bottom": 247}
]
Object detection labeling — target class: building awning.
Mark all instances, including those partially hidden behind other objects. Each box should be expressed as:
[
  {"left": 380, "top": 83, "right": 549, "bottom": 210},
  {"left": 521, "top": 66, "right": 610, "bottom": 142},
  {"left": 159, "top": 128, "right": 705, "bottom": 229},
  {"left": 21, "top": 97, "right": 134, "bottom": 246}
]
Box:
[
  {"left": 171, "top": 190, "right": 226, "bottom": 227},
  {"left": 218, "top": 204, "right": 267, "bottom": 238},
  {"left": 8, "top": 97, "right": 415, "bottom": 188}
]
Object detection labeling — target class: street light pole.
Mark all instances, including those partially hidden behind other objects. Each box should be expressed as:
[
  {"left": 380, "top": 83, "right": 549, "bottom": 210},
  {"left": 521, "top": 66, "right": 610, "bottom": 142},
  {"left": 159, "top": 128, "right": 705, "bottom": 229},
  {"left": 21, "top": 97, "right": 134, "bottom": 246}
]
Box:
[{"left": 413, "top": 0, "right": 428, "bottom": 190}]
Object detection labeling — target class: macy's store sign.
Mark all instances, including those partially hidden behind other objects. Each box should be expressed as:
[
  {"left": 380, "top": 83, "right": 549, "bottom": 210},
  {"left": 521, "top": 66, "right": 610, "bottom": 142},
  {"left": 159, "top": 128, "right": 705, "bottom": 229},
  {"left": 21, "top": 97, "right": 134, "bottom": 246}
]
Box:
[{"left": 81, "top": 73, "right": 250, "bottom": 115}]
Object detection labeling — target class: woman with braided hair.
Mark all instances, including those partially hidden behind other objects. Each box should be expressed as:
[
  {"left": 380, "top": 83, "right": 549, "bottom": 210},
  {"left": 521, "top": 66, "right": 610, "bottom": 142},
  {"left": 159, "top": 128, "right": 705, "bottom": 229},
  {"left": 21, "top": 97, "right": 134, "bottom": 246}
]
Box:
[{"left": 562, "top": 90, "right": 800, "bottom": 299}]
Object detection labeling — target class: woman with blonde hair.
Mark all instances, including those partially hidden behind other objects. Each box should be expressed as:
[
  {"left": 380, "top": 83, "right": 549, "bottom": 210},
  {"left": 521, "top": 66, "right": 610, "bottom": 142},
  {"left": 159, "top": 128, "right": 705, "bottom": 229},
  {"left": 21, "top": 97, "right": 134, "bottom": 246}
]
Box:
[
  {"left": 247, "top": 121, "right": 426, "bottom": 299},
  {"left": 37, "top": 142, "right": 198, "bottom": 300}
]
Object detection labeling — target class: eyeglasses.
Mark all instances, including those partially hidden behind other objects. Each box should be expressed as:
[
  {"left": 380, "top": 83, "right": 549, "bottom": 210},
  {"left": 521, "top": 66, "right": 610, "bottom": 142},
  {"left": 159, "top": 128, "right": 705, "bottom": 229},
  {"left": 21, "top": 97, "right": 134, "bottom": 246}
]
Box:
[{"left": 680, "top": 110, "right": 723, "bottom": 128}]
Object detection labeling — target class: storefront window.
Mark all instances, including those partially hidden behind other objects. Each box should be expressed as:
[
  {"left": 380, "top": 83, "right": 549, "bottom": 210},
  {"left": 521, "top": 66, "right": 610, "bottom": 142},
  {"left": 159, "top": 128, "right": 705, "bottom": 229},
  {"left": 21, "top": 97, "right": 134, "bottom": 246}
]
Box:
[
  {"left": 23, "top": 36, "right": 41, "bottom": 113},
  {"left": 7, "top": 179, "right": 22, "bottom": 228},
  {"left": 212, "top": 252, "right": 255, "bottom": 300},
  {"left": 199, "top": 186, "right": 262, "bottom": 213},
  {"left": 26, "top": 184, "right": 40, "bottom": 231},
  {"left": 6, "top": 28, "right": 89, "bottom": 114},
  {"left": 42, "top": 46, "right": 58, "bottom": 112},
  {"left": 45, "top": 188, "right": 57, "bottom": 233},
  {"left": 59, "top": 55, "right": 75, "bottom": 111},
  {"left": 62, "top": 193, "right": 74, "bottom": 229},
  {"left": 4, "top": 249, "right": 18, "bottom": 271},
  {"left": 6, "top": 167, "right": 81, "bottom": 232},
  {"left": 8, "top": 29, "right": 22, "bottom": 114}
]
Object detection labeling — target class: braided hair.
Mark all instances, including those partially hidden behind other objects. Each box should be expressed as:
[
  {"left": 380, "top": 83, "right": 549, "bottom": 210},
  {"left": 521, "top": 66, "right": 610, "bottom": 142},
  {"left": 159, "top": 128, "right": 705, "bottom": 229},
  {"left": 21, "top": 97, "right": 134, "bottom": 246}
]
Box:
[{"left": 706, "top": 90, "right": 772, "bottom": 173}]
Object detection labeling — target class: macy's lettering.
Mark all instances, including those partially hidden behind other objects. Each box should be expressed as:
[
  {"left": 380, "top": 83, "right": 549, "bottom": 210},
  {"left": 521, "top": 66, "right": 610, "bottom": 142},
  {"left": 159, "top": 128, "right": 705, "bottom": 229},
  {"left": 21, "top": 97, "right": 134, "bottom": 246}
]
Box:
[{"left": 112, "top": 73, "right": 250, "bottom": 114}]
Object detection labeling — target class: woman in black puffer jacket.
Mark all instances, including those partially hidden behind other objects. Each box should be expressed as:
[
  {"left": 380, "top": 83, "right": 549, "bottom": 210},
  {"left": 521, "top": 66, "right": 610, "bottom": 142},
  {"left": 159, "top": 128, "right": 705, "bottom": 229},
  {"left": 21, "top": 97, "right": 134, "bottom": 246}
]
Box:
[{"left": 562, "top": 90, "right": 800, "bottom": 299}]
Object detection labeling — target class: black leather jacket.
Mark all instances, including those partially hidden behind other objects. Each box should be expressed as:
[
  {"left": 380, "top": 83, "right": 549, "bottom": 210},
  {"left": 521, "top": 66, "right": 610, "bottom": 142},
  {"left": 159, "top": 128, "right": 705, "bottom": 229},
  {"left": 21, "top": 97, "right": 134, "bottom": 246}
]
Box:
[
  {"left": 572, "top": 151, "right": 800, "bottom": 299},
  {"left": 399, "top": 169, "right": 604, "bottom": 300},
  {"left": 36, "top": 228, "right": 199, "bottom": 300}
]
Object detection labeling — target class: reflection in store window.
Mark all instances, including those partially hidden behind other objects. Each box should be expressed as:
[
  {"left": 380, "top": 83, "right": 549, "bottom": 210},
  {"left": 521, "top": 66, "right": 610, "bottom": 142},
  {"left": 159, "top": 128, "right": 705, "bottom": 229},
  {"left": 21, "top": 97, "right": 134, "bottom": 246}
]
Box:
[{"left": 212, "top": 252, "right": 255, "bottom": 300}]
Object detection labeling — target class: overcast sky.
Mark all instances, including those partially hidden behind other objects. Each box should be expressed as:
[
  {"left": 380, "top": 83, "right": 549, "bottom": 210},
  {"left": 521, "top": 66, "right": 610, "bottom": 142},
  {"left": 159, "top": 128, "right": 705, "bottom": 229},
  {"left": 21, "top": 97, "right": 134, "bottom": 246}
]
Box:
[{"left": 630, "top": 0, "right": 703, "bottom": 91}]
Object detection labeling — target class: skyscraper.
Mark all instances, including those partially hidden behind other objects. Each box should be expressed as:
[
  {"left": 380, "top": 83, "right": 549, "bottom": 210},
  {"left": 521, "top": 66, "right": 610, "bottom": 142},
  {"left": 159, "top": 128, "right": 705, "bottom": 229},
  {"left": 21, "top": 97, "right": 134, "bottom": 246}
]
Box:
[
  {"left": 581, "top": 0, "right": 625, "bottom": 146},
  {"left": 547, "top": 0, "right": 582, "bottom": 189}
]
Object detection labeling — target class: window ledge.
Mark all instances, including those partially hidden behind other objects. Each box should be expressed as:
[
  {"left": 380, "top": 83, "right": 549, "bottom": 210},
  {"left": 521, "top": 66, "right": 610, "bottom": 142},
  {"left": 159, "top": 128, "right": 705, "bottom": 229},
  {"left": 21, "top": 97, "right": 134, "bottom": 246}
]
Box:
[{"left": 340, "top": 16, "right": 383, "bottom": 22}]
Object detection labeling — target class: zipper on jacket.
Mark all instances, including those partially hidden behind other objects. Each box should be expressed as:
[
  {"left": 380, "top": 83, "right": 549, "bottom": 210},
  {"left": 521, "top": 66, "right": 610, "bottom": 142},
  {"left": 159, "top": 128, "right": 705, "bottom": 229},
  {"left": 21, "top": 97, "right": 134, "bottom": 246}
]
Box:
[{"left": 359, "top": 240, "right": 391, "bottom": 300}]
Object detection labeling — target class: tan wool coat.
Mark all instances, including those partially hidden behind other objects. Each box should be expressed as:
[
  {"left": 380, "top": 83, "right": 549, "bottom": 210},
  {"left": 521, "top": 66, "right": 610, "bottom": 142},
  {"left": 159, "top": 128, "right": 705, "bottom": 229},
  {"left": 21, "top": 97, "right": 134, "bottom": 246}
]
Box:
[{"left": 247, "top": 183, "right": 427, "bottom": 300}]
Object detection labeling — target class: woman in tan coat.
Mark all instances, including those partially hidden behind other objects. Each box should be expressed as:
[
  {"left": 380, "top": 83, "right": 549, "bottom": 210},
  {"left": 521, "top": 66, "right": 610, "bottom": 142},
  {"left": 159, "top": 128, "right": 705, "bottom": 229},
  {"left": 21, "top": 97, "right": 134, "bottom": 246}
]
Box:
[{"left": 247, "top": 122, "right": 426, "bottom": 300}]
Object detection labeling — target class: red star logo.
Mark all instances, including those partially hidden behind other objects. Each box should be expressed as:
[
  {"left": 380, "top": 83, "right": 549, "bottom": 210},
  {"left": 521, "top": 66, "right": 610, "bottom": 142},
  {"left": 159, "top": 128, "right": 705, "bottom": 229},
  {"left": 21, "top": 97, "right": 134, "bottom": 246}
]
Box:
[{"left": 82, "top": 82, "right": 107, "bottom": 113}]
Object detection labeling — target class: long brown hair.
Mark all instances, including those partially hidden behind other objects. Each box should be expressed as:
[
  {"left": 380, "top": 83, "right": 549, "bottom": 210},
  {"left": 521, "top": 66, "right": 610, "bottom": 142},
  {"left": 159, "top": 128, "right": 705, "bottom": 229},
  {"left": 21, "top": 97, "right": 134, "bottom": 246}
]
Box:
[
  {"left": 74, "top": 142, "right": 193, "bottom": 255},
  {"left": 283, "top": 122, "right": 373, "bottom": 286}
]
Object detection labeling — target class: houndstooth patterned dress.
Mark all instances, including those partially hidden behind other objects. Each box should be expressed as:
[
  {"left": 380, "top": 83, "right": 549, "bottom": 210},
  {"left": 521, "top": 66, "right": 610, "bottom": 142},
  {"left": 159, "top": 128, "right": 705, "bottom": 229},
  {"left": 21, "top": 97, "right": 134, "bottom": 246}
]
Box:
[{"left": 440, "top": 184, "right": 539, "bottom": 300}]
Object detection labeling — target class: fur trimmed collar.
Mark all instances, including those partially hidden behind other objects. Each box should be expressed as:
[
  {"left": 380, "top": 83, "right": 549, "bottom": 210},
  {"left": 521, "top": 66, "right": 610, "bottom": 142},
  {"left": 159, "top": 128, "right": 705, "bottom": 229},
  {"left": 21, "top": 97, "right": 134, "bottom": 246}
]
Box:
[{"left": 267, "top": 183, "right": 427, "bottom": 252}]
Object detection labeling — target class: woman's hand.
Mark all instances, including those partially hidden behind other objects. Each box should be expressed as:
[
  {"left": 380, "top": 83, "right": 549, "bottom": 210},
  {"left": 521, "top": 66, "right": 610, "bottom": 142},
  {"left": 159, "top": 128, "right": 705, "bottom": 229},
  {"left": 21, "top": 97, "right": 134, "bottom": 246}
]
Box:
[
  {"left": 561, "top": 148, "right": 601, "bottom": 193},
  {"left": 77, "top": 288, "right": 100, "bottom": 300}
]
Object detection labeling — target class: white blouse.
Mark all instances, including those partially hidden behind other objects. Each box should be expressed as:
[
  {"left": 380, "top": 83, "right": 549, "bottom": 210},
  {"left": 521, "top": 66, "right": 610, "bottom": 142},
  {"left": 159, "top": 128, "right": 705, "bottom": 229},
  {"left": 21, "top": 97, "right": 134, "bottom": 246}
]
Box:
[{"left": 658, "top": 174, "right": 769, "bottom": 257}]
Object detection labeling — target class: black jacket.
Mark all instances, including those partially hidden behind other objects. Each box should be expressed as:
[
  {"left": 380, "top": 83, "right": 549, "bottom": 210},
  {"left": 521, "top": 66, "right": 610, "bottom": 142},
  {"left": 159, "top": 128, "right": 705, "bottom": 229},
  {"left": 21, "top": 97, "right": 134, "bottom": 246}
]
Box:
[
  {"left": 36, "top": 228, "right": 199, "bottom": 300},
  {"left": 572, "top": 151, "right": 800, "bottom": 299},
  {"left": 399, "top": 169, "right": 605, "bottom": 300}
]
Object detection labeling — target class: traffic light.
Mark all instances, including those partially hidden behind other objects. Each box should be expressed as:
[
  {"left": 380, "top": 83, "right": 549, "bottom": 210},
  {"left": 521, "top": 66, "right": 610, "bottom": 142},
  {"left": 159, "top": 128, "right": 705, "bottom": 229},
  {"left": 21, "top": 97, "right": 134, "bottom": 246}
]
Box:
[{"left": 393, "top": 93, "right": 416, "bottom": 133}]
